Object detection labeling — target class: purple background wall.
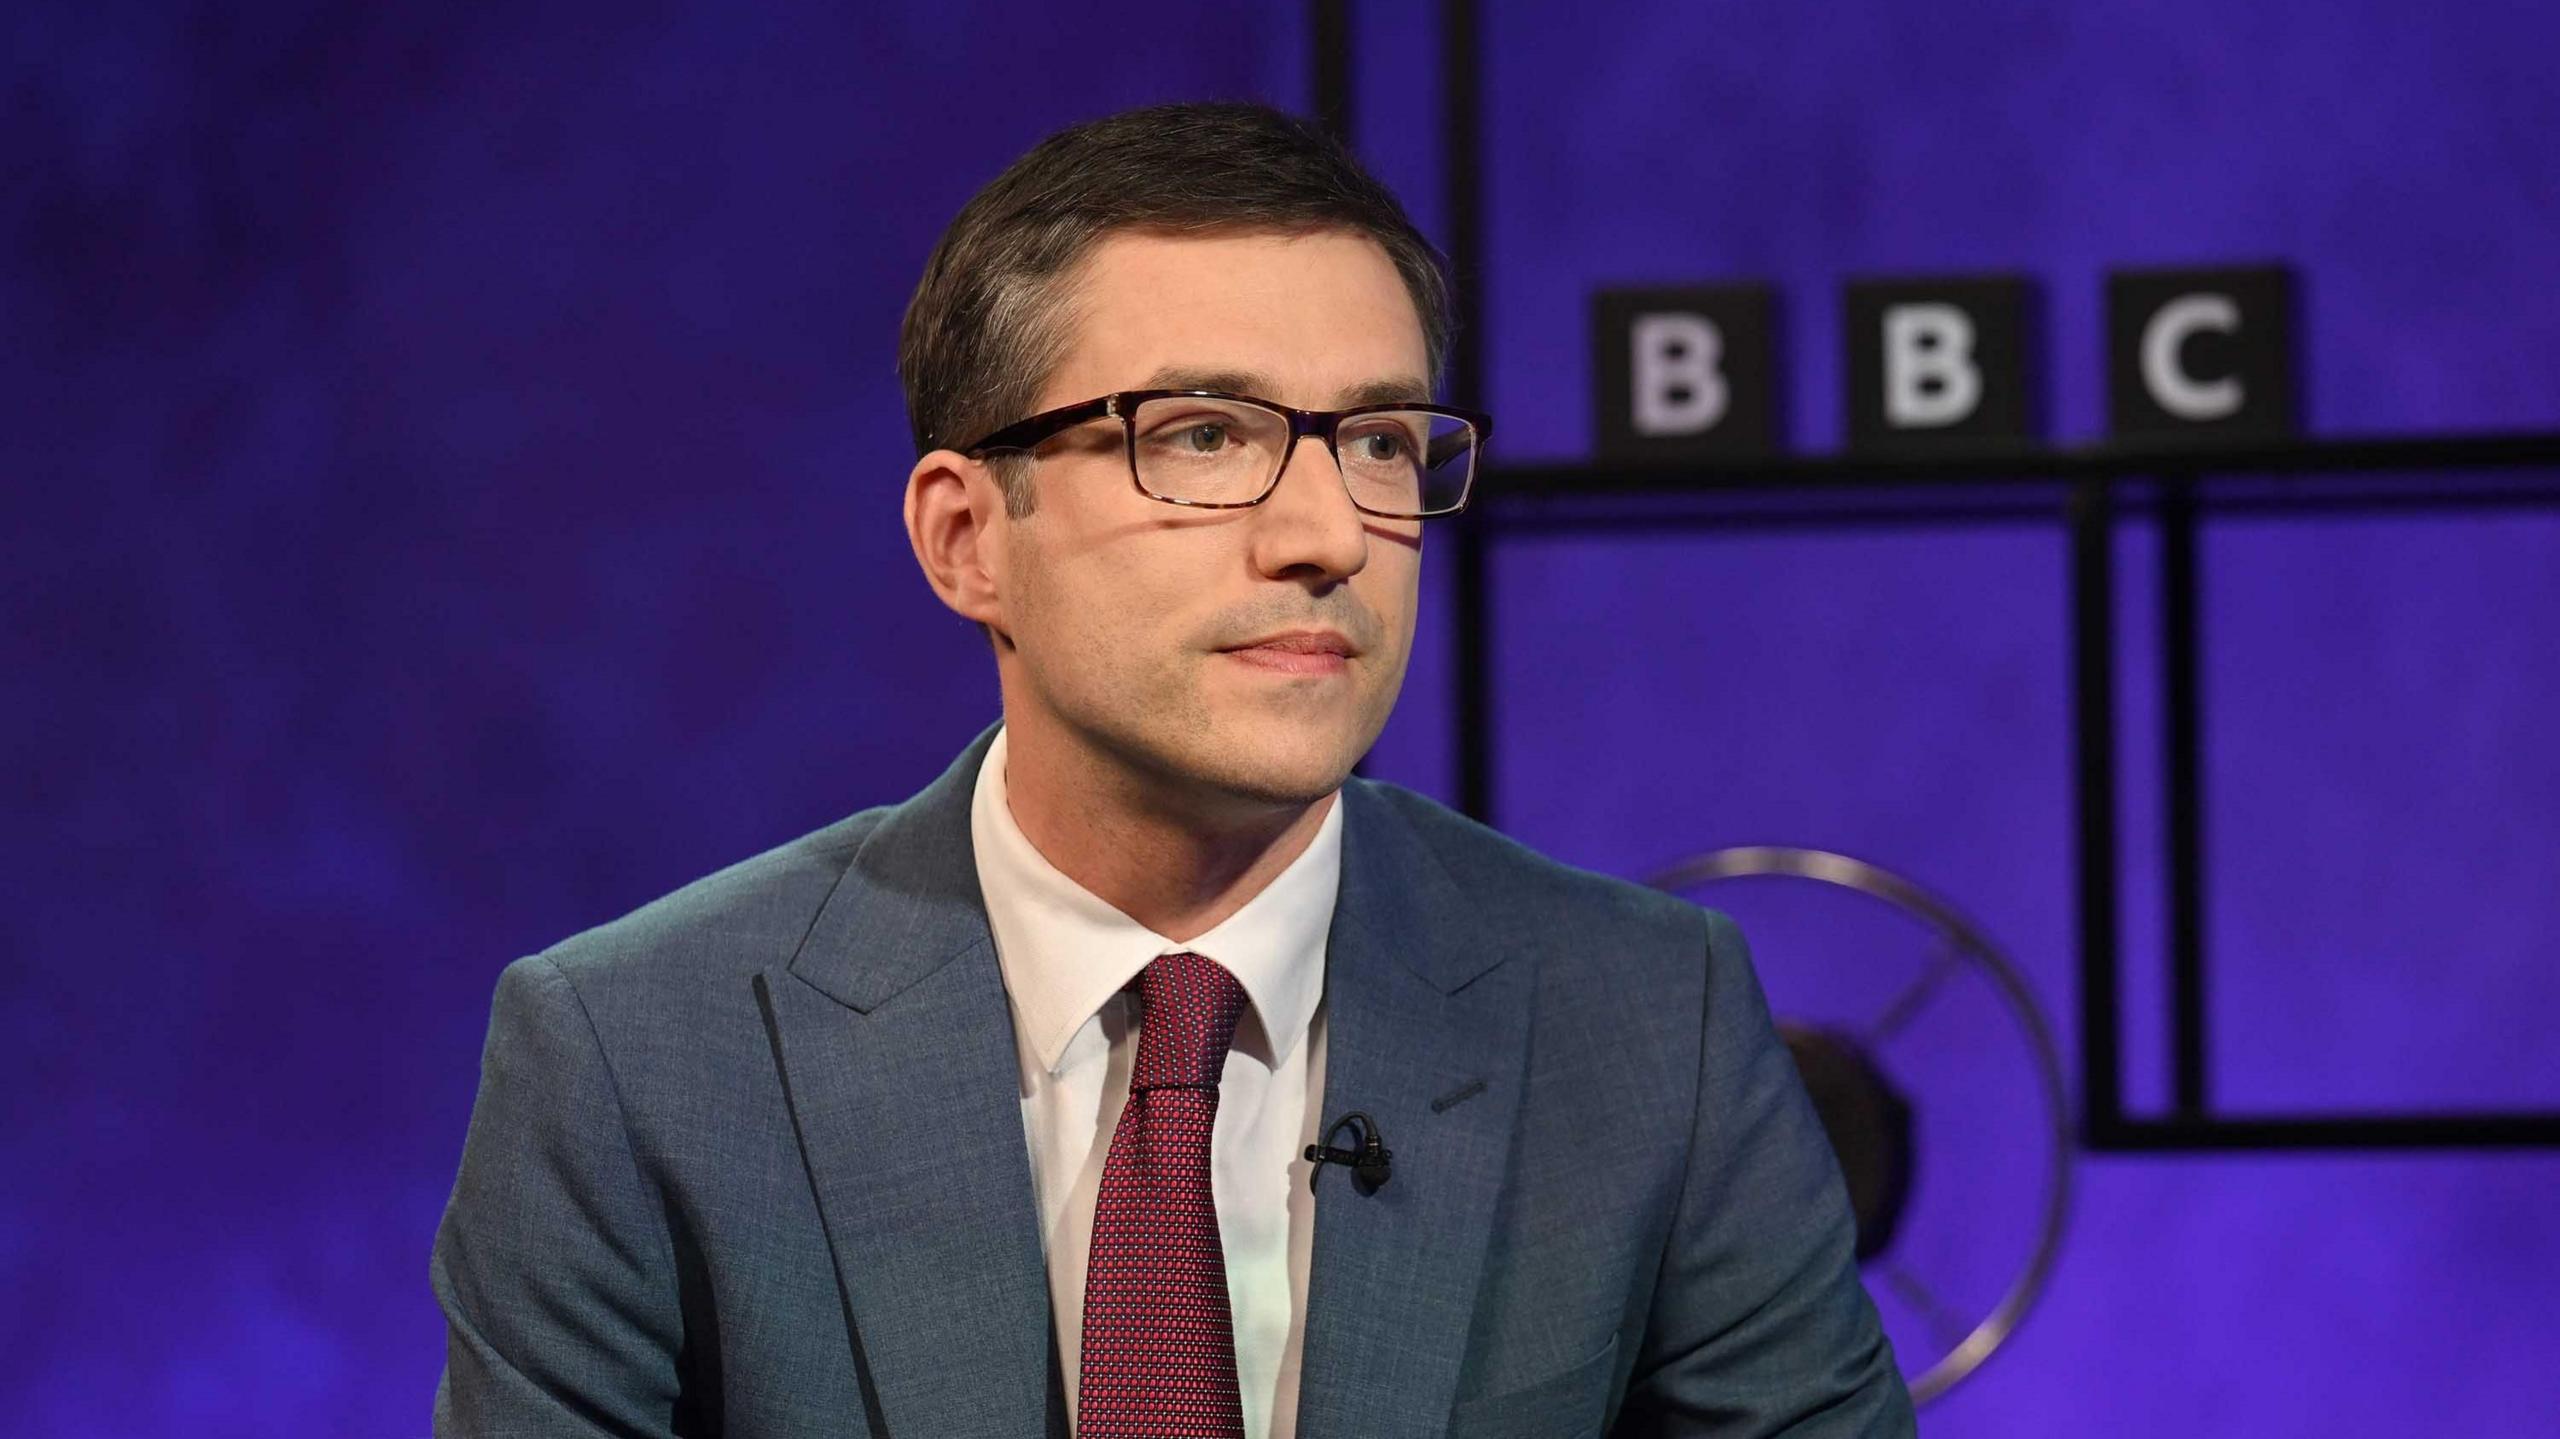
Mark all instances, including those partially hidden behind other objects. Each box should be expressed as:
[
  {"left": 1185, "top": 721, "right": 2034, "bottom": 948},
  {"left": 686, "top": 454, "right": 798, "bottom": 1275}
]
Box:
[{"left": 8, "top": 1, "right": 2556, "bottom": 1434}]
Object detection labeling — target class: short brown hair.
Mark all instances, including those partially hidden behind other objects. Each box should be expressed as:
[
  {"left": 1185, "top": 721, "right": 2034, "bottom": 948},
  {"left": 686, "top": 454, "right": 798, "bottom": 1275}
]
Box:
[{"left": 898, "top": 102, "right": 1450, "bottom": 511}]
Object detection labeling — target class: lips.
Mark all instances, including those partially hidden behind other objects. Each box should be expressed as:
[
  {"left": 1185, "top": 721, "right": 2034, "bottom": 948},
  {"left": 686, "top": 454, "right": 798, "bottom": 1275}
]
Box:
[
  {"left": 1224, "top": 630, "right": 1358, "bottom": 657},
  {"left": 1219, "top": 629, "right": 1358, "bottom": 675}
]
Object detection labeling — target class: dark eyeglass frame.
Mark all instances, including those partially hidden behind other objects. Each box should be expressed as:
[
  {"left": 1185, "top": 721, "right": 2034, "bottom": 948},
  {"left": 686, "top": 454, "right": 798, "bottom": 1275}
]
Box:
[{"left": 957, "top": 389, "right": 1495, "bottom": 519}]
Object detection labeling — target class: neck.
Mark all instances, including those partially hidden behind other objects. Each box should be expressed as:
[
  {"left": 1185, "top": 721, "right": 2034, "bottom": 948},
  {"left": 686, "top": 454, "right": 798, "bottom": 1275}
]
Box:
[{"left": 998, "top": 723, "right": 1335, "bottom": 943}]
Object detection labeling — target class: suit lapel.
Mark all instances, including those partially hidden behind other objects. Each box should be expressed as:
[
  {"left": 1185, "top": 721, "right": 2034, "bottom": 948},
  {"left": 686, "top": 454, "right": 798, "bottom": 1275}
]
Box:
[
  {"left": 760, "top": 729, "right": 1064, "bottom": 1438},
  {"left": 1293, "top": 783, "right": 1534, "bottom": 1439},
  {"left": 759, "top": 743, "right": 1532, "bottom": 1439}
]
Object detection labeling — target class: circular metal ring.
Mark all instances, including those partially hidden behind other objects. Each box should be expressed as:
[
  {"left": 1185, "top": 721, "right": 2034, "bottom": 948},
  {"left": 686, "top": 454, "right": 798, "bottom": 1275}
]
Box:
[{"left": 1648, "top": 845, "right": 2073, "bottom": 1405}]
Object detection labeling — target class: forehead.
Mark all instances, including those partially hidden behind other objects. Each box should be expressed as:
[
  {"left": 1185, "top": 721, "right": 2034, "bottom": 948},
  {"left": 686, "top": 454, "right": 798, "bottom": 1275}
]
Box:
[{"left": 1037, "top": 227, "right": 1430, "bottom": 410}]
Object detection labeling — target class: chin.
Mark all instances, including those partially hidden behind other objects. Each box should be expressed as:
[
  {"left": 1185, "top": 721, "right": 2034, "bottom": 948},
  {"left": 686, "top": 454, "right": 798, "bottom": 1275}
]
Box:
[{"left": 1182, "top": 730, "right": 1364, "bottom": 809}]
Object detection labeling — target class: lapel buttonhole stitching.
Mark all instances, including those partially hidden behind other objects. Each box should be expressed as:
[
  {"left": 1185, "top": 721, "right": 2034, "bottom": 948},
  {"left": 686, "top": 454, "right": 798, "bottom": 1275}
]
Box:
[{"left": 1430, "top": 1078, "right": 1488, "bottom": 1113}]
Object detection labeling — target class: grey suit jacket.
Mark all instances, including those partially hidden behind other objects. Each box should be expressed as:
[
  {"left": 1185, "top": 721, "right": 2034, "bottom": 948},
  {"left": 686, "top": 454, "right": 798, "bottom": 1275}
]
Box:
[{"left": 432, "top": 729, "right": 1914, "bottom": 1437}]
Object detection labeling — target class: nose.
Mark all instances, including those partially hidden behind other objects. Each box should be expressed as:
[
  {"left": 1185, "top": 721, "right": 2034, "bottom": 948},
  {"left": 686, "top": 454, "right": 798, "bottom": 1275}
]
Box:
[{"left": 1246, "top": 433, "right": 1370, "bottom": 585}]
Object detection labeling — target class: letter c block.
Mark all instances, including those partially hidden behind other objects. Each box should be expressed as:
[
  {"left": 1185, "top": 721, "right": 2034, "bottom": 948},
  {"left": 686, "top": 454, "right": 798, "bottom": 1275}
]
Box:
[{"left": 2107, "top": 265, "right": 2297, "bottom": 441}]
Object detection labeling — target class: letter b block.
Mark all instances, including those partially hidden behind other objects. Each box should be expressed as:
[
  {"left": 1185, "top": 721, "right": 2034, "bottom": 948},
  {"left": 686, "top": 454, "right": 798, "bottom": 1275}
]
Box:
[
  {"left": 1593, "top": 285, "right": 1779, "bottom": 463},
  {"left": 1845, "top": 276, "right": 2040, "bottom": 454},
  {"left": 2107, "top": 265, "right": 2297, "bottom": 441}
]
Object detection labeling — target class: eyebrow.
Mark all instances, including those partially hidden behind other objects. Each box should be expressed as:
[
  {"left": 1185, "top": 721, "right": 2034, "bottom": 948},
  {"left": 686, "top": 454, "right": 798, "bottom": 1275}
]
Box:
[{"left": 1137, "top": 366, "right": 1434, "bottom": 409}]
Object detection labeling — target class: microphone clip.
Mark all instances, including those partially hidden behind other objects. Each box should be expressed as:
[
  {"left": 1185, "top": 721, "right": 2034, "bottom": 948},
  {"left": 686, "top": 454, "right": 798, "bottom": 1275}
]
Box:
[{"left": 1304, "top": 1110, "right": 1392, "bottom": 1195}]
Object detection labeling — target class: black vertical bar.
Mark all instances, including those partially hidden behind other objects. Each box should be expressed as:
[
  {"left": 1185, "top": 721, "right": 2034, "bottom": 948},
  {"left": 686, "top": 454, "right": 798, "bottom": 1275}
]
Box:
[
  {"left": 1312, "top": 0, "right": 1361, "bottom": 779},
  {"left": 2160, "top": 476, "right": 2210, "bottom": 1116},
  {"left": 1310, "top": 0, "right": 1354, "bottom": 143},
  {"left": 2072, "top": 477, "right": 2125, "bottom": 1142},
  {"left": 1441, "top": 0, "right": 1493, "bottom": 822}
]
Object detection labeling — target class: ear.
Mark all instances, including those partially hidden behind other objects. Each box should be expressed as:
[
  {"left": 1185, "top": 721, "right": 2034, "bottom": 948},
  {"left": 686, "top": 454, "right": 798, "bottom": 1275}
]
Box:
[{"left": 904, "top": 449, "right": 1008, "bottom": 630}]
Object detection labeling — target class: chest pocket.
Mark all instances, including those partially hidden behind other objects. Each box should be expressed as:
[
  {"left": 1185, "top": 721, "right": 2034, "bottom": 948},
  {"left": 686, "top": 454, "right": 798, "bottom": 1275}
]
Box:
[{"left": 1444, "top": 1335, "right": 1619, "bottom": 1439}]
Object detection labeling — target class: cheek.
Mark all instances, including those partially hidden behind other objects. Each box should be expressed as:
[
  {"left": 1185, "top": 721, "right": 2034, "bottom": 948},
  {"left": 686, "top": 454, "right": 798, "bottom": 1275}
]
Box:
[
  {"left": 1013, "top": 537, "right": 1191, "bottom": 681},
  {"left": 1366, "top": 552, "right": 1423, "bottom": 640}
]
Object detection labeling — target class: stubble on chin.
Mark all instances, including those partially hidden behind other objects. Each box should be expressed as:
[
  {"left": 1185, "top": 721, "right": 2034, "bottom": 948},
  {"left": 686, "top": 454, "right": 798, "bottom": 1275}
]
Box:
[{"left": 1106, "top": 665, "right": 1382, "bottom": 815}]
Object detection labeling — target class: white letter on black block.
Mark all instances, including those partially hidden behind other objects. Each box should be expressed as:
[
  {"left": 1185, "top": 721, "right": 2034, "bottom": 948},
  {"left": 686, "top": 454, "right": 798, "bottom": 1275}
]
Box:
[
  {"left": 1844, "top": 276, "right": 2038, "bottom": 454},
  {"left": 2140, "top": 293, "right": 2244, "bottom": 421},
  {"left": 1882, "top": 303, "right": 1982, "bottom": 428},
  {"left": 2106, "top": 266, "right": 2295, "bottom": 441},
  {"left": 1631, "top": 314, "right": 1728, "bottom": 436},
  {"left": 1594, "top": 285, "right": 1779, "bottom": 462}
]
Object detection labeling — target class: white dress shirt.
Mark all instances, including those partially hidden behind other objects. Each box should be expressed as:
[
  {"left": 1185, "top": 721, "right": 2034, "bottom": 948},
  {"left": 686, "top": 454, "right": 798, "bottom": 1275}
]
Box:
[{"left": 970, "top": 728, "right": 1335, "bottom": 1439}]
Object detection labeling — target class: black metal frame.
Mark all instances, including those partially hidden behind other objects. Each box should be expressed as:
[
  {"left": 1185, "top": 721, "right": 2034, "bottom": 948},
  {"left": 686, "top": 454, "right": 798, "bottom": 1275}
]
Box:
[
  {"left": 1439, "top": 0, "right": 1494, "bottom": 834},
  {"left": 1478, "top": 445, "right": 2560, "bottom": 1153},
  {"left": 2056, "top": 452, "right": 2560, "bottom": 1152},
  {"left": 1313, "top": 1, "right": 2560, "bottom": 1151}
]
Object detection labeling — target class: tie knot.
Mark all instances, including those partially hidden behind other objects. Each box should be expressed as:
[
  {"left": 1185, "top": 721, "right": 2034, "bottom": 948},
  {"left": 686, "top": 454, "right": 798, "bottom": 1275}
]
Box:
[{"left": 1128, "top": 951, "right": 1248, "bottom": 1092}]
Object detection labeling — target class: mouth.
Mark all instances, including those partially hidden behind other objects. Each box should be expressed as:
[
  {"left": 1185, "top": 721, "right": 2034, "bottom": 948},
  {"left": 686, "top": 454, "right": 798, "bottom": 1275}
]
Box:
[{"left": 1218, "top": 629, "right": 1358, "bottom": 676}]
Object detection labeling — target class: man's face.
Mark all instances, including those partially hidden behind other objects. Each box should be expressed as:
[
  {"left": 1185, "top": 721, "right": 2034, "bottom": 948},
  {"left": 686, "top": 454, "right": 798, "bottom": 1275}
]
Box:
[{"left": 984, "top": 227, "right": 1430, "bottom": 816}]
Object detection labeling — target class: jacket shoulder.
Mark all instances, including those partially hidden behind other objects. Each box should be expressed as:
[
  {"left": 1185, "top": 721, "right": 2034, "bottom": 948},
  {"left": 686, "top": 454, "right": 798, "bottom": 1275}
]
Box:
[
  {"left": 1354, "top": 779, "right": 1719, "bottom": 950},
  {"left": 535, "top": 805, "right": 894, "bottom": 990}
]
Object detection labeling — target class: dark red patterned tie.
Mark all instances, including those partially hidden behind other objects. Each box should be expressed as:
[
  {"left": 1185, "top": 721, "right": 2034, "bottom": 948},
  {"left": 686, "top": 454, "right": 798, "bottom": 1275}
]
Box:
[{"left": 1078, "top": 951, "right": 1250, "bottom": 1439}]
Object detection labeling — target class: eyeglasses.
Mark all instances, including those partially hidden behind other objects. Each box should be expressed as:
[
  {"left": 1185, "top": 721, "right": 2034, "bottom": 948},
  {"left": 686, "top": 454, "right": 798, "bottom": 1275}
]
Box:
[{"left": 958, "top": 390, "right": 1493, "bottom": 519}]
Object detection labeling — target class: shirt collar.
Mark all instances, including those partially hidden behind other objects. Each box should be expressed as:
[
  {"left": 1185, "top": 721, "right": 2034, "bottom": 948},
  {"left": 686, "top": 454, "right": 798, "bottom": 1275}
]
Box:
[{"left": 970, "top": 726, "right": 1340, "bottom": 1078}]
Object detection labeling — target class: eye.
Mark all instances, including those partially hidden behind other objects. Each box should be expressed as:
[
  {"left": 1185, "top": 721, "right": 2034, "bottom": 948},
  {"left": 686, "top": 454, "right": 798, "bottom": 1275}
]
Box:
[
  {"left": 1348, "top": 428, "right": 1412, "bottom": 463},
  {"left": 1178, "top": 422, "right": 1232, "bottom": 453}
]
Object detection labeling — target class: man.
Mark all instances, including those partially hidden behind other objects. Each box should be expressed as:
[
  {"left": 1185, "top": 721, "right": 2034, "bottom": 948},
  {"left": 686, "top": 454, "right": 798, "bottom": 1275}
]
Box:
[{"left": 432, "top": 101, "right": 1913, "bottom": 1437}]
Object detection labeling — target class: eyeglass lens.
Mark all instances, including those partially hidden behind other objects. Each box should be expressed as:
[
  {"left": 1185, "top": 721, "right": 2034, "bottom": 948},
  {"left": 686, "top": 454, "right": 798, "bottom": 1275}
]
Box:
[{"left": 1128, "top": 396, "right": 1476, "bottom": 515}]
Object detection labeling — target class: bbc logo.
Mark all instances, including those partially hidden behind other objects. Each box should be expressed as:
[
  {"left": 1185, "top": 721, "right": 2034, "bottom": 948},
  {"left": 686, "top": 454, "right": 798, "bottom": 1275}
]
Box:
[{"left": 1593, "top": 266, "right": 2297, "bottom": 462}]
